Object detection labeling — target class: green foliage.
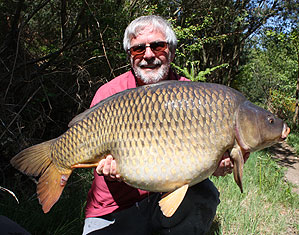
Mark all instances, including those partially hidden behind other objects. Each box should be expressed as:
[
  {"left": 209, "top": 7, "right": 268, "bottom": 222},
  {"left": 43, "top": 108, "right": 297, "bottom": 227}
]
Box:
[
  {"left": 1, "top": 168, "right": 93, "bottom": 235},
  {"left": 0, "top": 1, "right": 298, "bottom": 234},
  {"left": 268, "top": 89, "right": 296, "bottom": 120},
  {"left": 172, "top": 61, "right": 228, "bottom": 82},
  {"left": 287, "top": 132, "right": 299, "bottom": 155},
  {"left": 236, "top": 28, "right": 298, "bottom": 123},
  {"left": 169, "top": 13, "right": 234, "bottom": 83},
  {"left": 171, "top": 11, "right": 229, "bottom": 82},
  {"left": 210, "top": 151, "right": 299, "bottom": 234}
]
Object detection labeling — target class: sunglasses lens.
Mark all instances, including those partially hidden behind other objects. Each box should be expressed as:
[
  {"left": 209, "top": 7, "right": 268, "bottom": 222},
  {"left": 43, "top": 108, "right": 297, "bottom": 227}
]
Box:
[
  {"left": 130, "top": 45, "right": 146, "bottom": 55},
  {"left": 151, "top": 42, "right": 167, "bottom": 51},
  {"left": 129, "top": 41, "right": 168, "bottom": 56}
]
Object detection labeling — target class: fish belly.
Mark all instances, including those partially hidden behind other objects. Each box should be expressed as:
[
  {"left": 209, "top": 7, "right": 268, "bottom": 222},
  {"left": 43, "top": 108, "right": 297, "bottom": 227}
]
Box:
[{"left": 52, "top": 81, "right": 240, "bottom": 189}]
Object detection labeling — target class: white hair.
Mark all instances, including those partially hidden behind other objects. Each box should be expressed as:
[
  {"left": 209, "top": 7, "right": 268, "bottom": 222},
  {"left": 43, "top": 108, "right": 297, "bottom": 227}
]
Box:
[{"left": 123, "top": 15, "right": 177, "bottom": 55}]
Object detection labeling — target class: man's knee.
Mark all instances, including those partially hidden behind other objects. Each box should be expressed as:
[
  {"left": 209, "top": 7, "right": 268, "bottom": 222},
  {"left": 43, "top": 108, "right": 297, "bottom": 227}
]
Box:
[
  {"left": 191, "top": 178, "right": 220, "bottom": 205},
  {"left": 188, "top": 179, "right": 220, "bottom": 232},
  {"left": 158, "top": 179, "right": 220, "bottom": 233}
]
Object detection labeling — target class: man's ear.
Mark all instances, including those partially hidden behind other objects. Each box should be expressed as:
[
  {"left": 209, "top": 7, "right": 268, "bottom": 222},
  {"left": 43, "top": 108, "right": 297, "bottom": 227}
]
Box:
[
  {"left": 170, "top": 50, "right": 176, "bottom": 62},
  {"left": 126, "top": 52, "right": 132, "bottom": 63}
]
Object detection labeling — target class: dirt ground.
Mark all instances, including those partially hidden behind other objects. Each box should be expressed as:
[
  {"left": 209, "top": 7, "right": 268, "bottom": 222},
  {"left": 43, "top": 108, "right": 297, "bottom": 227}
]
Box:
[{"left": 270, "top": 142, "right": 299, "bottom": 194}]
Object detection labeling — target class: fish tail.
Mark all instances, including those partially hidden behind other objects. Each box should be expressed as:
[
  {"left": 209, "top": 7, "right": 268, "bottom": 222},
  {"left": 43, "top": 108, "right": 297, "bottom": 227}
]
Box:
[
  {"left": 10, "top": 139, "right": 71, "bottom": 213},
  {"left": 37, "top": 163, "right": 71, "bottom": 213},
  {"left": 10, "top": 140, "right": 54, "bottom": 176}
]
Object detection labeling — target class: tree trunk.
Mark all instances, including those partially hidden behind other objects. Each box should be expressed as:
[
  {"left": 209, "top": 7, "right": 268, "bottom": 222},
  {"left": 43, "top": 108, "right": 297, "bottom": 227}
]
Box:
[{"left": 61, "top": 0, "right": 67, "bottom": 45}]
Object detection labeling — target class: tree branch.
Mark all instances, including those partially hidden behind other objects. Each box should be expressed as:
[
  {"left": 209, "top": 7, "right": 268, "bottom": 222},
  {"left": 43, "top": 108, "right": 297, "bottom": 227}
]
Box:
[{"left": 0, "top": 87, "right": 41, "bottom": 141}]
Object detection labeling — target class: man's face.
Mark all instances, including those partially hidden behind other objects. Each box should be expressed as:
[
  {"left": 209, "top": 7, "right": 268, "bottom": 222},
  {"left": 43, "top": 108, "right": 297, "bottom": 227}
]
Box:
[{"left": 129, "top": 27, "right": 173, "bottom": 86}]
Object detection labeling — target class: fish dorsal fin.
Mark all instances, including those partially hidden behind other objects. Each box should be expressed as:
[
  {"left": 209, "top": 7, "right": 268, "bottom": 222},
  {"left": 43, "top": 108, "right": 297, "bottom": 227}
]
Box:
[
  {"left": 68, "top": 88, "right": 137, "bottom": 127},
  {"left": 68, "top": 108, "right": 94, "bottom": 127},
  {"left": 158, "top": 184, "right": 189, "bottom": 217},
  {"left": 68, "top": 81, "right": 185, "bottom": 127}
]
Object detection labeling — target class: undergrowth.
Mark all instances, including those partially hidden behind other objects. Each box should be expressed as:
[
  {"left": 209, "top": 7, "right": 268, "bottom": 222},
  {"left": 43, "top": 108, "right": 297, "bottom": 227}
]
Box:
[
  {"left": 1, "top": 150, "right": 298, "bottom": 234},
  {"left": 210, "top": 150, "right": 299, "bottom": 235},
  {"left": 1, "top": 169, "right": 93, "bottom": 235},
  {"left": 287, "top": 132, "right": 299, "bottom": 154}
]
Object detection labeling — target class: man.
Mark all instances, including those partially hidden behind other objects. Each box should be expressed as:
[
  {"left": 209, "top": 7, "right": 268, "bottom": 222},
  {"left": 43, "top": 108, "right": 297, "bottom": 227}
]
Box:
[{"left": 83, "top": 15, "right": 234, "bottom": 235}]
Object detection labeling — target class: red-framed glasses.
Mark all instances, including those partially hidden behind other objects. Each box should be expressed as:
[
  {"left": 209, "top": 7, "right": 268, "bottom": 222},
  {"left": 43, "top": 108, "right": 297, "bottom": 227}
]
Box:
[{"left": 128, "top": 41, "right": 168, "bottom": 56}]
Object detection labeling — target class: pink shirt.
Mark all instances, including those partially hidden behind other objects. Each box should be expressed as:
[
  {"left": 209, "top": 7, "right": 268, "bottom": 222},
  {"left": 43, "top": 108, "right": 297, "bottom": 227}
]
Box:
[{"left": 85, "top": 70, "right": 189, "bottom": 218}]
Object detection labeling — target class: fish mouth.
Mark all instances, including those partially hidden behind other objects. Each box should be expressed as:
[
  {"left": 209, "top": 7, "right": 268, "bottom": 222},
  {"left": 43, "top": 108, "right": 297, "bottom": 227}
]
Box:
[{"left": 280, "top": 124, "right": 290, "bottom": 141}]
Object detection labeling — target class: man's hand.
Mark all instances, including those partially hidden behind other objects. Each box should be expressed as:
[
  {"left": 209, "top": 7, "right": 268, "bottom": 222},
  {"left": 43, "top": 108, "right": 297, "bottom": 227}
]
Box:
[
  {"left": 213, "top": 151, "right": 251, "bottom": 177},
  {"left": 96, "top": 155, "right": 121, "bottom": 181},
  {"left": 213, "top": 152, "right": 233, "bottom": 177}
]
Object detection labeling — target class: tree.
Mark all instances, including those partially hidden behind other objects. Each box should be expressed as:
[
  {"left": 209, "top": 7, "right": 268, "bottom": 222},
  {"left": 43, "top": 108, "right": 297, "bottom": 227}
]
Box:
[
  {"left": 289, "top": 29, "right": 299, "bottom": 124},
  {"left": 0, "top": 0, "right": 297, "bottom": 154},
  {"left": 0, "top": 0, "right": 133, "bottom": 152},
  {"left": 236, "top": 28, "right": 298, "bottom": 125},
  {"left": 0, "top": 1, "right": 297, "bottom": 232},
  {"left": 171, "top": 0, "right": 298, "bottom": 85}
]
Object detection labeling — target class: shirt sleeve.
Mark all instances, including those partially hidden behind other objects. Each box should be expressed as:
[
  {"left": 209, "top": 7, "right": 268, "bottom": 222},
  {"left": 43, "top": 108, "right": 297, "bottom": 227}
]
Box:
[{"left": 179, "top": 77, "right": 190, "bottom": 81}]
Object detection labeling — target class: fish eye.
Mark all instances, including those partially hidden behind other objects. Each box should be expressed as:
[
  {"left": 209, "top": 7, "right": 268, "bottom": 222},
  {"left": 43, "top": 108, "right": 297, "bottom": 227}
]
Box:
[{"left": 267, "top": 115, "right": 274, "bottom": 124}]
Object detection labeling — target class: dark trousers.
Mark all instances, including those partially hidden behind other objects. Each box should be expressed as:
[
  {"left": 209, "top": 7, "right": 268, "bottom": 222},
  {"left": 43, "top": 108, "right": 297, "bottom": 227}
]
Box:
[
  {"left": 0, "top": 215, "right": 31, "bottom": 235},
  {"left": 88, "top": 179, "right": 220, "bottom": 235}
]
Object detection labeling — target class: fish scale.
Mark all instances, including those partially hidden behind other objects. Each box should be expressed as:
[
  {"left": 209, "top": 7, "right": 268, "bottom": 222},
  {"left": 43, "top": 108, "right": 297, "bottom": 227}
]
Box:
[{"left": 11, "top": 80, "right": 289, "bottom": 215}]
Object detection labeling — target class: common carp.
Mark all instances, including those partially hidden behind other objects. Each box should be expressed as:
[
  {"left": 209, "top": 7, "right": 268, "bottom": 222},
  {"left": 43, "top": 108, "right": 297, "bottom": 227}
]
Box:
[{"left": 11, "top": 81, "right": 290, "bottom": 216}]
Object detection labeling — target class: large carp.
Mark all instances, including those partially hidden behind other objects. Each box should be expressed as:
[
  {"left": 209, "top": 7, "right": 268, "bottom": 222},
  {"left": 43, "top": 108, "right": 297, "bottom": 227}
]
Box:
[{"left": 11, "top": 81, "right": 290, "bottom": 216}]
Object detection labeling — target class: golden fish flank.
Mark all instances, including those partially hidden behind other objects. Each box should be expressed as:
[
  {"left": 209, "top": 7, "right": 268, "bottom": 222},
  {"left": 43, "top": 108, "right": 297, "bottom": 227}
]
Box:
[{"left": 10, "top": 81, "right": 290, "bottom": 217}]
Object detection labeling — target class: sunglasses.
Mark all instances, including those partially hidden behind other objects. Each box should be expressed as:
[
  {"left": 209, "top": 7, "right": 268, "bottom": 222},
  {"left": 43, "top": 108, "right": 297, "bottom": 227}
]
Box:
[{"left": 128, "top": 41, "right": 168, "bottom": 56}]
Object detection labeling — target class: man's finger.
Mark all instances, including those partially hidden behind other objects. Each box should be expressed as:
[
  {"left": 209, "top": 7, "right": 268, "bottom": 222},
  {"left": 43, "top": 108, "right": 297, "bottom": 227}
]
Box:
[
  {"left": 102, "top": 155, "right": 113, "bottom": 175},
  {"left": 96, "top": 159, "right": 106, "bottom": 175},
  {"left": 111, "top": 160, "right": 117, "bottom": 175},
  {"left": 224, "top": 158, "right": 231, "bottom": 167}
]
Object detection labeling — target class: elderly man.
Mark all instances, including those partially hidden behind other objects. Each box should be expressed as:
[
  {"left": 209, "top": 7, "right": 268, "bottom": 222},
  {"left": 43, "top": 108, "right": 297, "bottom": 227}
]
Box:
[{"left": 83, "top": 15, "right": 234, "bottom": 235}]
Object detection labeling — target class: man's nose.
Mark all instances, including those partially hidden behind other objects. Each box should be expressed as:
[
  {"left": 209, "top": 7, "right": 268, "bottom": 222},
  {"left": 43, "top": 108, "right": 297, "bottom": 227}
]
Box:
[{"left": 143, "top": 46, "right": 155, "bottom": 59}]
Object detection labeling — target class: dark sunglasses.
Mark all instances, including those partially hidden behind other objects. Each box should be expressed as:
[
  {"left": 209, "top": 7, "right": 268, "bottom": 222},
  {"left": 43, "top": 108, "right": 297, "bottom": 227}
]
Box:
[{"left": 128, "top": 41, "right": 168, "bottom": 56}]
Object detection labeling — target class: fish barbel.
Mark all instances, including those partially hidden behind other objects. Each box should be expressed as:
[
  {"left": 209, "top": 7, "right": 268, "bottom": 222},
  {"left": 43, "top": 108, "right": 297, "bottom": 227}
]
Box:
[{"left": 11, "top": 81, "right": 290, "bottom": 216}]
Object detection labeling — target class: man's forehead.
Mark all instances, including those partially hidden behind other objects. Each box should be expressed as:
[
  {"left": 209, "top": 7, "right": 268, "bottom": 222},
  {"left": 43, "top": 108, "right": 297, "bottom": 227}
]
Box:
[{"left": 133, "top": 25, "right": 165, "bottom": 39}]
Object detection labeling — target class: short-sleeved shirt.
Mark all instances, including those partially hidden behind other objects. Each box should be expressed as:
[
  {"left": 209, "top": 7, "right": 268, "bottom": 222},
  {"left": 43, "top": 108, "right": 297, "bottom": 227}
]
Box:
[{"left": 85, "top": 69, "right": 189, "bottom": 218}]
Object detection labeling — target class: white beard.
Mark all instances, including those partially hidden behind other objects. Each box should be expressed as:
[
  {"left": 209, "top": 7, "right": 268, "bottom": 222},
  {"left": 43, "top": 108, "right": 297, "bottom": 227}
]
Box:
[{"left": 132, "top": 58, "right": 170, "bottom": 84}]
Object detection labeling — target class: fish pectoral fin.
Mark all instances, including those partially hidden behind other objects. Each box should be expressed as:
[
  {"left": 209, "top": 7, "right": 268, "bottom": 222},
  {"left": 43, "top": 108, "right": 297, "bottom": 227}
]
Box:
[
  {"left": 71, "top": 162, "right": 99, "bottom": 168},
  {"left": 158, "top": 184, "right": 189, "bottom": 217},
  {"left": 37, "top": 164, "right": 71, "bottom": 213},
  {"left": 230, "top": 143, "right": 245, "bottom": 193}
]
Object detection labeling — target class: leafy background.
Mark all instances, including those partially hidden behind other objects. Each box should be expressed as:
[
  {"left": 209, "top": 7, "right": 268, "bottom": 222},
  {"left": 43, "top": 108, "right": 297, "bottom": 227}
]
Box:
[{"left": 0, "top": 0, "right": 298, "bottom": 234}]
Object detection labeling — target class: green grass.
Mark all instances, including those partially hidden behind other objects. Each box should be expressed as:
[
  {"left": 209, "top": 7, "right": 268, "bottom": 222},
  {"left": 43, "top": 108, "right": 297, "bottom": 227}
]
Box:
[
  {"left": 209, "top": 151, "right": 299, "bottom": 235},
  {"left": 287, "top": 132, "right": 299, "bottom": 155},
  {"left": 1, "top": 168, "right": 93, "bottom": 235},
  {"left": 1, "top": 150, "right": 298, "bottom": 234}
]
